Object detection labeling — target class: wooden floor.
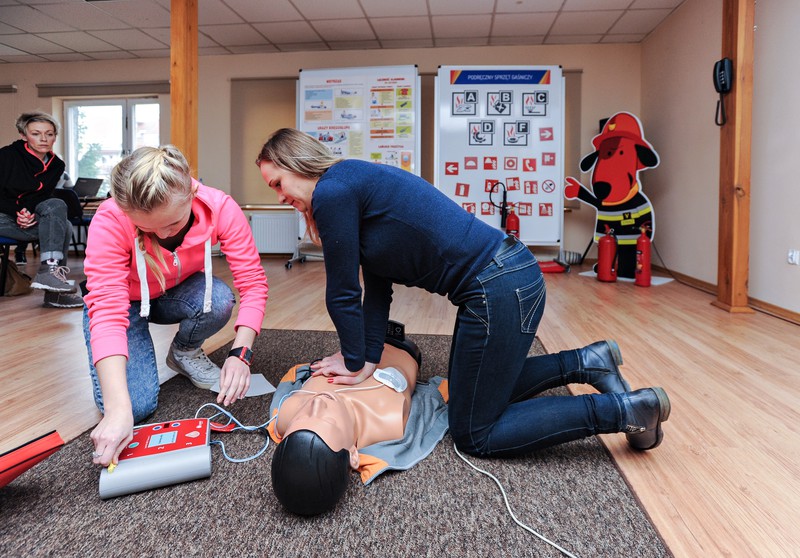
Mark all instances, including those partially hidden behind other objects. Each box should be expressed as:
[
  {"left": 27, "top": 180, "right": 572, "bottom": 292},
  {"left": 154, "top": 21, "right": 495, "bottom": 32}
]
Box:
[{"left": 2, "top": 254, "right": 798, "bottom": 557}]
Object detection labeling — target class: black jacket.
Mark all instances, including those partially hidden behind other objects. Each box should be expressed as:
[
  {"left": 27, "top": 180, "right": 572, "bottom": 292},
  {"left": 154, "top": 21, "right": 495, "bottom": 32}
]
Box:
[{"left": 0, "top": 139, "right": 65, "bottom": 217}]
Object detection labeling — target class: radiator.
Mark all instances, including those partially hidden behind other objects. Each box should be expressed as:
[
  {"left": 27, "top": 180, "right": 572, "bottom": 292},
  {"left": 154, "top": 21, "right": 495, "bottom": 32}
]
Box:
[{"left": 249, "top": 212, "right": 298, "bottom": 254}]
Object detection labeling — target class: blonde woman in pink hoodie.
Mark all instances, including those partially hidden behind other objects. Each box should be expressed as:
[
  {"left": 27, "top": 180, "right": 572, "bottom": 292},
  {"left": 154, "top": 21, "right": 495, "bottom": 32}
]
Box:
[{"left": 83, "top": 146, "right": 268, "bottom": 469}]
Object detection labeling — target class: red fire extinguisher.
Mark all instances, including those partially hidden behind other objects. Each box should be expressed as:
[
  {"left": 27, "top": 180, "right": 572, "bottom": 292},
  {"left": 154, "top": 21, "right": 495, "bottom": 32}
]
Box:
[
  {"left": 635, "top": 224, "right": 652, "bottom": 287},
  {"left": 597, "top": 225, "right": 617, "bottom": 282},
  {"left": 506, "top": 204, "right": 520, "bottom": 238}
]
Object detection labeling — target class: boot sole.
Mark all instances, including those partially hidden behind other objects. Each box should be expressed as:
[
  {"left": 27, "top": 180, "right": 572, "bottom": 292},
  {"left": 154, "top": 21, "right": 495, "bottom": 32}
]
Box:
[
  {"left": 166, "top": 352, "right": 214, "bottom": 390},
  {"left": 31, "top": 281, "right": 77, "bottom": 293},
  {"left": 606, "top": 339, "right": 623, "bottom": 366}
]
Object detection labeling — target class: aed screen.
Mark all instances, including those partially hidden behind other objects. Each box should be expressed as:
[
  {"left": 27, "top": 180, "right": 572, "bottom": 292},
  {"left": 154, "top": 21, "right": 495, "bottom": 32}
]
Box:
[{"left": 148, "top": 431, "right": 178, "bottom": 447}]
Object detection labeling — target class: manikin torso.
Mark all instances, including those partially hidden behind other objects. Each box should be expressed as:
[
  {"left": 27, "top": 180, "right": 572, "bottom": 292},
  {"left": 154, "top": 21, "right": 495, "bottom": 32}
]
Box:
[{"left": 275, "top": 344, "right": 418, "bottom": 449}]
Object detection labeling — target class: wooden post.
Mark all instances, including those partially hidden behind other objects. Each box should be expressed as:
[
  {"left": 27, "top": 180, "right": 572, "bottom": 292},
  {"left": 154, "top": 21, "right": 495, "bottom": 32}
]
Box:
[
  {"left": 713, "top": 0, "right": 755, "bottom": 313},
  {"left": 170, "top": 0, "right": 198, "bottom": 173}
]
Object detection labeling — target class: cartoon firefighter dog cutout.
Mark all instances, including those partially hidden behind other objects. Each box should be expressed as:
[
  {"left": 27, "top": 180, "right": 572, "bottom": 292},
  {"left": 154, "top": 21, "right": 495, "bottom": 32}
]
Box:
[{"left": 565, "top": 111, "right": 659, "bottom": 279}]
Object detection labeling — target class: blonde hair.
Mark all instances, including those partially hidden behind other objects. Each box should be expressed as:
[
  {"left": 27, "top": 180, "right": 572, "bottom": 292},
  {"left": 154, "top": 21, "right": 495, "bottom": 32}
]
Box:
[
  {"left": 111, "top": 145, "right": 194, "bottom": 291},
  {"left": 256, "top": 128, "right": 342, "bottom": 244},
  {"left": 16, "top": 111, "right": 59, "bottom": 135}
]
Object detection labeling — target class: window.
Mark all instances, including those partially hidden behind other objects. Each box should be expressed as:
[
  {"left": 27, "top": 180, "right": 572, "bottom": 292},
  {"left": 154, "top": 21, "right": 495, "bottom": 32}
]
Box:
[{"left": 63, "top": 98, "right": 160, "bottom": 196}]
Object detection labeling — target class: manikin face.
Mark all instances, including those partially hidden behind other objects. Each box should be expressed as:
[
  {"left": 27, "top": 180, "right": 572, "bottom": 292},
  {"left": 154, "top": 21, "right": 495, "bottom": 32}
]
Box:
[
  {"left": 21, "top": 122, "right": 57, "bottom": 160},
  {"left": 259, "top": 161, "right": 317, "bottom": 213},
  {"left": 280, "top": 391, "right": 359, "bottom": 468},
  {"left": 126, "top": 192, "right": 194, "bottom": 240}
]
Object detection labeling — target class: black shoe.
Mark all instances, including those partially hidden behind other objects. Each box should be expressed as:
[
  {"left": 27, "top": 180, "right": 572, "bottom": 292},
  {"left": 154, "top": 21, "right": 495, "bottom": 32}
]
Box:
[
  {"left": 622, "top": 387, "right": 671, "bottom": 450},
  {"left": 15, "top": 252, "right": 27, "bottom": 266},
  {"left": 577, "top": 340, "right": 630, "bottom": 393}
]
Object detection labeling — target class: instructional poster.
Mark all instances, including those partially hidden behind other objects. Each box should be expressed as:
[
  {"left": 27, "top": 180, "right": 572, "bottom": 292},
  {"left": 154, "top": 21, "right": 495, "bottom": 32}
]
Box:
[
  {"left": 435, "top": 65, "right": 564, "bottom": 246},
  {"left": 298, "top": 65, "right": 421, "bottom": 175}
]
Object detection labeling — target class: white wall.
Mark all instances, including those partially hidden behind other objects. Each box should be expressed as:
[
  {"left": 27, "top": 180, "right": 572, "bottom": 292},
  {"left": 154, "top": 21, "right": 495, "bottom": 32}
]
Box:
[
  {"left": 642, "top": 0, "right": 800, "bottom": 314},
  {"left": 749, "top": 0, "right": 800, "bottom": 314},
  {"left": 641, "top": 0, "right": 722, "bottom": 286}
]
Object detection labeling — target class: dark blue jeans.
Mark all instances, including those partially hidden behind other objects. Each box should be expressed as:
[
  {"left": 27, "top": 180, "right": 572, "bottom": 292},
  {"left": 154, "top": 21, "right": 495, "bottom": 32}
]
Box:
[
  {"left": 448, "top": 237, "right": 625, "bottom": 457},
  {"left": 83, "top": 272, "right": 236, "bottom": 422}
]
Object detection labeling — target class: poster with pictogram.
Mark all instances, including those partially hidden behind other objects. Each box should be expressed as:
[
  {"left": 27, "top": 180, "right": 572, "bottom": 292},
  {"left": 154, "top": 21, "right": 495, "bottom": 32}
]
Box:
[
  {"left": 298, "top": 65, "right": 420, "bottom": 175},
  {"left": 434, "top": 66, "right": 564, "bottom": 246}
]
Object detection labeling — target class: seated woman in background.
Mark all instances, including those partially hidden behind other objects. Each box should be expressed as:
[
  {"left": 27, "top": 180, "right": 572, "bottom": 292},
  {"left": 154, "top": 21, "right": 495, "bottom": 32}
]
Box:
[{"left": 0, "top": 111, "right": 82, "bottom": 308}]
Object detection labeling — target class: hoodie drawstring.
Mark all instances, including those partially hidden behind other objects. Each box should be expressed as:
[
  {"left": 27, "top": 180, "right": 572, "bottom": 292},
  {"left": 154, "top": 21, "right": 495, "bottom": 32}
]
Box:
[
  {"left": 135, "top": 238, "right": 213, "bottom": 318},
  {"left": 202, "top": 238, "right": 212, "bottom": 313}
]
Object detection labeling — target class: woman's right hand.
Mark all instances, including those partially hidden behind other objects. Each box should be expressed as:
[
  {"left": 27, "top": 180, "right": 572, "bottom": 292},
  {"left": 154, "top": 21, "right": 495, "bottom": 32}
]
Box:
[{"left": 90, "top": 409, "right": 133, "bottom": 468}]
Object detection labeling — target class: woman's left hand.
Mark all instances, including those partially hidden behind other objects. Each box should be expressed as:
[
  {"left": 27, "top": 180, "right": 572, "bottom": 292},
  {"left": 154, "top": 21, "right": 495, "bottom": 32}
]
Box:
[
  {"left": 16, "top": 208, "right": 36, "bottom": 229},
  {"left": 217, "top": 357, "right": 251, "bottom": 406},
  {"left": 311, "top": 352, "right": 377, "bottom": 386}
]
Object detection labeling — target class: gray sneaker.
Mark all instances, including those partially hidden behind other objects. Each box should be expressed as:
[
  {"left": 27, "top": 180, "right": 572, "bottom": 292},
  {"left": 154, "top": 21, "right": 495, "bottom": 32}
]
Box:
[
  {"left": 43, "top": 291, "right": 84, "bottom": 309},
  {"left": 31, "top": 263, "right": 77, "bottom": 293},
  {"left": 166, "top": 344, "right": 221, "bottom": 389}
]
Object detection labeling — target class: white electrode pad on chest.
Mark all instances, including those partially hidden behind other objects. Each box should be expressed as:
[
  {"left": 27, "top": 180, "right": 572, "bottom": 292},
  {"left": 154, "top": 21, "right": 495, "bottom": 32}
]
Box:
[{"left": 373, "top": 367, "right": 408, "bottom": 392}]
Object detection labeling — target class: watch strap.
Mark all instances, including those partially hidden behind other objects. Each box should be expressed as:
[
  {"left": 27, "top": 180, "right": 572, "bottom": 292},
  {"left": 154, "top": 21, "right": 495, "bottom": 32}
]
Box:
[{"left": 228, "top": 346, "right": 253, "bottom": 366}]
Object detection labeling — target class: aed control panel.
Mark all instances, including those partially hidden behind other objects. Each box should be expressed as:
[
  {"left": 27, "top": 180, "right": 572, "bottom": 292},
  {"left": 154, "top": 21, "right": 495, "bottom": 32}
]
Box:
[{"left": 99, "top": 418, "right": 212, "bottom": 499}]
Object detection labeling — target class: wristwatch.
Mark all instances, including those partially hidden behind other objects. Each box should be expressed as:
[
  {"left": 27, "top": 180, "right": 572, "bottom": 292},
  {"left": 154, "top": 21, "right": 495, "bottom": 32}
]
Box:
[{"left": 227, "top": 346, "right": 253, "bottom": 366}]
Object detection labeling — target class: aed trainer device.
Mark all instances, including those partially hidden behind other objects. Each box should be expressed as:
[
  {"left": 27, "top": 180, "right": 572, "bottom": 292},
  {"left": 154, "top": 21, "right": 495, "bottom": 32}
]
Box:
[{"left": 99, "top": 418, "right": 212, "bottom": 499}]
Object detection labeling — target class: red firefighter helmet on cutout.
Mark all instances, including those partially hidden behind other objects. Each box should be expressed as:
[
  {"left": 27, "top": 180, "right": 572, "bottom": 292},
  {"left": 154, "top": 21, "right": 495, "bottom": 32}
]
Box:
[{"left": 592, "top": 112, "right": 655, "bottom": 153}]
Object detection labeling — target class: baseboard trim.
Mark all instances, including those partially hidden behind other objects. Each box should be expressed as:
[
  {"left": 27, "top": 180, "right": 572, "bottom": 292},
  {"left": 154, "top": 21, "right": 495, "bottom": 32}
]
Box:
[{"left": 651, "top": 265, "right": 800, "bottom": 326}]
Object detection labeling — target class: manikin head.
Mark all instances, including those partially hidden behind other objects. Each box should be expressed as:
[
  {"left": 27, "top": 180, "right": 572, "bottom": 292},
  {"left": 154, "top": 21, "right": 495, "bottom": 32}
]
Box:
[
  {"left": 271, "top": 337, "right": 421, "bottom": 516},
  {"left": 271, "top": 429, "right": 351, "bottom": 516},
  {"left": 270, "top": 381, "right": 371, "bottom": 516}
]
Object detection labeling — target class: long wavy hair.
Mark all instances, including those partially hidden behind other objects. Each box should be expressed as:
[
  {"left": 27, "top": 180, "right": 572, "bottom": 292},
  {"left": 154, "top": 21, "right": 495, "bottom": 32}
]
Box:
[
  {"left": 111, "top": 145, "right": 194, "bottom": 292},
  {"left": 255, "top": 128, "right": 342, "bottom": 245}
]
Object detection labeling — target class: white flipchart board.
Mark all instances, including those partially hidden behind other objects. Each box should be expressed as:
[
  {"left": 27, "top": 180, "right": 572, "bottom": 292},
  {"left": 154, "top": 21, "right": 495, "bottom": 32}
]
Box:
[
  {"left": 434, "top": 65, "right": 565, "bottom": 246},
  {"left": 297, "top": 65, "right": 421, "bottom": 175}
]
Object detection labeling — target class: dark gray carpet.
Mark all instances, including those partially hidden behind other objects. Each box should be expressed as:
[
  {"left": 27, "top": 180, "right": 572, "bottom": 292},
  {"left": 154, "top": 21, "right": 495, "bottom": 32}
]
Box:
[{"left": 0, "top": 330, "right": 669, "bottom": 558}]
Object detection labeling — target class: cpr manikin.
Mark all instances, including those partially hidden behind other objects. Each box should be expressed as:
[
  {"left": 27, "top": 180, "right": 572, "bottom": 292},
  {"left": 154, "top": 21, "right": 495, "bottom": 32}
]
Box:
[{"left": 269, "top": 336, "right": 448, "bottom": 515}]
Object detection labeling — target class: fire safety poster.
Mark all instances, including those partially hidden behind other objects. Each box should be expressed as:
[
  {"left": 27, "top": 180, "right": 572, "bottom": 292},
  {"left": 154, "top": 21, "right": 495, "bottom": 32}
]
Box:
[
  {"left": 297, "top": 65, "right": 421, "bottom": 175},
  {"left": 434, "top": 65, "right": 564, "bottom": 245}
]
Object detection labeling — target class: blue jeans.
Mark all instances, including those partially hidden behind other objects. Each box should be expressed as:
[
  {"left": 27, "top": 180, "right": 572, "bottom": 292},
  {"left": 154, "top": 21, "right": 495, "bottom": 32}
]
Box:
[
  {"left": 83, "top": 272, "right": 236, "bottom": 422},
  {"left": 448, "top": 237, "right": 625, "bottom": 457}
]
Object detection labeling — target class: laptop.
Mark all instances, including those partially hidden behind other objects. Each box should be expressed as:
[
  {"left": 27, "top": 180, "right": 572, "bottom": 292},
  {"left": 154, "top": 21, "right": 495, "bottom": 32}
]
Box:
[{"left": 72, "top": 177, "right": 104, "bottom": 199}]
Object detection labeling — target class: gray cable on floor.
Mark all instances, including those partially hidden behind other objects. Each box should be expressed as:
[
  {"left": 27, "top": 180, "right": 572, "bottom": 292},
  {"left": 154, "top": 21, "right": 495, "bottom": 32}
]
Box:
[{"left": 453, "top": 443, "right": 578, "bottom": 558}]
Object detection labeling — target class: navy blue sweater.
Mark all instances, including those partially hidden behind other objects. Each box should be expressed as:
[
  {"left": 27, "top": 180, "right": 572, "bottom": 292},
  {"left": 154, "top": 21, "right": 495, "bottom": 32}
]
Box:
[{"left": 312, "top": 159, "right": 504, "bottom": 371}]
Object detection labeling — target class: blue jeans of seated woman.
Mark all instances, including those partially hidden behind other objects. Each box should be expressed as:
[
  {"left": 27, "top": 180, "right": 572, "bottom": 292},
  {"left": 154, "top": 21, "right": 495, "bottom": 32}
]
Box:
[
  {"left": 83, "top": 272, "right": 236, "bottom": 423},
  {"left": 447, "top": 237, "right": 626, "bottom": 457}
]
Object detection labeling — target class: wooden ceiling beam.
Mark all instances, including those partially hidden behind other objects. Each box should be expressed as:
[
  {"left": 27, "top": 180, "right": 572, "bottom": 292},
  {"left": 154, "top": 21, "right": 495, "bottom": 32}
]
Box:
[{"left": 170, "top": 0, "right": 198, "bottom": 173}]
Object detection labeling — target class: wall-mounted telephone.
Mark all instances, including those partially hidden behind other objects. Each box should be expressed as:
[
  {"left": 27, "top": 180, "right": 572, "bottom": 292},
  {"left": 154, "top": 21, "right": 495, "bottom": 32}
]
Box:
[
  {"left": 714, "top": 58, "right": 733, "bottom": 94},
  {"left": 714, "top": 58, "right": 733, "bottom": 125}
]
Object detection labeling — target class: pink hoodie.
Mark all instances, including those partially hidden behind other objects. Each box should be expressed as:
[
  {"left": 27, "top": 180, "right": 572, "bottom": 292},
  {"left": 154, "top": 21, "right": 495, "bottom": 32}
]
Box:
[{"left": 84, "top": 180, "right": 268, "bottom": 364}]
